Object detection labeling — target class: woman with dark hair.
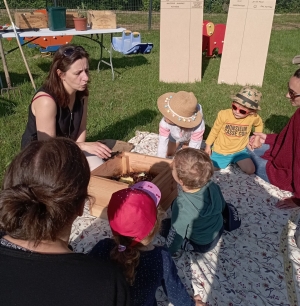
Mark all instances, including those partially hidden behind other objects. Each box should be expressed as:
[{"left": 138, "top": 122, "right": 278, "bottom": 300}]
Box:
[
  {"left": 21, "top": 44, "right": 111, "bottom": 170},
  {"left": 0, "top": 138, "right": 130, "bottom": 306},
  {"left": 248, "top": 69, "right": 300, "bottom": 209}
]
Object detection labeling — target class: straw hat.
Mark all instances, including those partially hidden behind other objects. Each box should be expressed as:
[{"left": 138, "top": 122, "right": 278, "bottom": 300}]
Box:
[
  {"left": 231, "top": 86, "right": 262, "bottom": 110},
  {"left": 157, "top": 91, "right": 202, "bottom": 128}
]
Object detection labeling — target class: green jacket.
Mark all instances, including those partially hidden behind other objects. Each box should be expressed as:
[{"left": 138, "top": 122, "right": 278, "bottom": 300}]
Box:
[{"left": 166, "top": 180, "right": 226, "bottom": 255}]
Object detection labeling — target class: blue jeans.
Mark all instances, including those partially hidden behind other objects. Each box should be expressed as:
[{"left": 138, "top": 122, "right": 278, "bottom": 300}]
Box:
[{"left": 246, "top": 144, "right": 270, "bottom": 183}]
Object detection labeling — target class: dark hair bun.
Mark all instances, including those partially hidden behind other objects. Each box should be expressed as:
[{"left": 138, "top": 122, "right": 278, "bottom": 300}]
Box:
[{"left": 0, "top": 138, "right": 90, "bottom": 243}]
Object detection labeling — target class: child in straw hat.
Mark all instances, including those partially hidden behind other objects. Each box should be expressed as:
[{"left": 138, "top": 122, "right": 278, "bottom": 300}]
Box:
[
  {"left": 205, "top": 86, "right": 263, "bottom": 174},
  {"left": 89, "top": 181, "right": 200, "bottom": 306},
  {"left": 157, "top": 91, "right": 205, "bottom": 158}
]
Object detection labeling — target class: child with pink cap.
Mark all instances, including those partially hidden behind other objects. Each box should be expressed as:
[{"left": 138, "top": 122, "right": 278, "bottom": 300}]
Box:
[{"left": 89, "top": 181, "right": 201, "bottom": 306}]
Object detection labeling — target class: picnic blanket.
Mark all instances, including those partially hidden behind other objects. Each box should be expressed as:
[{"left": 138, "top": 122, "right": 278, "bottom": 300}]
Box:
[{"left": 70, "top": 131, "right": 300, "bottom": 306}]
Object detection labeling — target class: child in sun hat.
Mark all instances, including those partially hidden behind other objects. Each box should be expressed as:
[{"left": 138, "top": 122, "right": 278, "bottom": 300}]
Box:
[
  {"left": 165, "top": 148, "right": 227, "bottom": 256},
  {"left": 204, "top": 86, "right": 263, "bottom": 174},
  {"left": 157, "top": 91, "right": 205, "bottom": 158},
  {"left": 88, "top": 181, "right": 197, "bottom": 306}
]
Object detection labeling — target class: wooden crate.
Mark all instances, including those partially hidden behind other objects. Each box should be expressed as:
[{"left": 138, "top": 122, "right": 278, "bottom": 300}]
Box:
[
  {"left": 15, "top": 10, "right": 80, "bottom": 30},
  {"left": 15, "top": 12, "right": 48, "bottom": 29},
  {"left": 89, "top": 152, "right": 177, "bottom": 219},
  {"left": 87, "top": 10, "right": 116, "bottom": 29}
]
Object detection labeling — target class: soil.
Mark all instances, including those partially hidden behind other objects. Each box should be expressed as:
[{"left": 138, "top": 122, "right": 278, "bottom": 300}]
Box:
[{"left": 111, "top": 171, "right": 156, "bottom": 186}]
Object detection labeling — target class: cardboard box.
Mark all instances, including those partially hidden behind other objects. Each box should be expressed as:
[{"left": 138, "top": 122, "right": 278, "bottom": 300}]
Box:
[
  {"left": 88, "top": 10, "right": 116, "bottom": 29},
  {"left": 15, "top": 12, "right": 48, "bottom": 29},
  {"left": 15, "top": 10, "right": 76, "bottom": 29},
  {"left": 89, "top": 152, "right": 177, "bottom": 219},
  {"left": 160, "top": 1, "right": 204, "bottom": 82},
  {"left": 218, "top": 0, "right": 276, "bottom": 86}
]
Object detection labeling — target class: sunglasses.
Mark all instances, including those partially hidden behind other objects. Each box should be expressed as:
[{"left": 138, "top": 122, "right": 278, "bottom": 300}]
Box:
[
  {"left": 231, "top": 103, "right": 250, "bottom": 115},
  {"left": 287, "top": 84, "right": 300, "bottom": 100},
  {"left": 63, "top": 46, "right": 85, "bottom": 57}
]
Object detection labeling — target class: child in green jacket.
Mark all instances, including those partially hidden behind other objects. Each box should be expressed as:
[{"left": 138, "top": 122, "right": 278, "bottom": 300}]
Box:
[{"left": 166, "top": 148, "right": 226, "bottom": 255}]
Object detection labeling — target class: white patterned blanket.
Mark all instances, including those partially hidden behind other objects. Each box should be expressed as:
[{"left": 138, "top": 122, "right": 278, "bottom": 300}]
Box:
[{"left": 71, "top": 131, "right": 300, "bottom": 306}]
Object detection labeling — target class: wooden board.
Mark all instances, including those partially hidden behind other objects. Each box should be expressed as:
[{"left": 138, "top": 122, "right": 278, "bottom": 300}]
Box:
[
  {"left": 159, "top": 0, "right": 204, "bottom": 83},
  {"left": 89, "top": 152, "right": 177, "bottom": 218},
  {"left": 15, "top": 12, "right": 47, "bottom": 29},
  {"left": 88, "top": 10, "right": 116, "bottom": 29},
  {"left": 218, "top": 0, "right": 276, "bottom": 86}
]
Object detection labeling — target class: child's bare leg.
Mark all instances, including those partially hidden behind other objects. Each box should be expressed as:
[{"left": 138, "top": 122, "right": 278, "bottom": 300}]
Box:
[
  {"left": 236, "top": 158, "right": 255, "bottom": 175},
  {"left": 167, "top": 141, "right": 177, "bottom": 157}
]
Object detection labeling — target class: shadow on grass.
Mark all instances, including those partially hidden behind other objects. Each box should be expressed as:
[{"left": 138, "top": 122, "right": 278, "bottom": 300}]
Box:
[
  {"left": 36, "top": 55, "right": 149, "bottom": 76},
  {"left": 87, "top": 109, "right": 157, "bottom": 141},
  {"left": 202, "top": 55, "right": 211, "bottom": 78},
  {"left": 202, "top": 53, "right": 222, "bottom": 78},
  {"left": 0, "top": 96, "right": 17, "bottom": 117},
  {"left": 0, "top": 72, "right": 39, "bottom": 87},
  {"left": 264, "top": 114, "right": 290, "bottom": 133},
  {"left": 90, "top": 55, "right": 148, "bottom": 70},
  {"left": 36, "top": 62, "right": 51, "bottom": 73}
]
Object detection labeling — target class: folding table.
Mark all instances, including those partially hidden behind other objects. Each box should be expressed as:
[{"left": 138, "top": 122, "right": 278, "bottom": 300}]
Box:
[{"left": 0, "top": 27, "right": 126, "bottom": 80}]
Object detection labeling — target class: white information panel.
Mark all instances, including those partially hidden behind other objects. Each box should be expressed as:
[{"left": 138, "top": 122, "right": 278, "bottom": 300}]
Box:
[
  {"left": 218, "top": 0, "right": 276, "bottom": 86},
  {"left": 159, "top": 0, "right": 204, "bottom": 83}
]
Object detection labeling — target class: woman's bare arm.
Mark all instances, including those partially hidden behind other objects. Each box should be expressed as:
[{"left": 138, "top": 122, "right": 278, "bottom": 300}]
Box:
[
  {"left": 75, "top": 97, "right": 111, "bottom": 158},
  {"left": 32, "top": 92, "right": 57, "bottom": 140}
]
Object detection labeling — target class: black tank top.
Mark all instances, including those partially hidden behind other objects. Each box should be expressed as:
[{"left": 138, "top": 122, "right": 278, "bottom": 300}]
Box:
[{"left": 21, "top": 88, "right": 84, "bottom": 149}]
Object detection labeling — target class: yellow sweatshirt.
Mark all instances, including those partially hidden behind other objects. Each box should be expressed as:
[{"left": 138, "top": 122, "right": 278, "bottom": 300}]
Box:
[{"left": 205, "top": 109, "right": 263, "bottom": 154}]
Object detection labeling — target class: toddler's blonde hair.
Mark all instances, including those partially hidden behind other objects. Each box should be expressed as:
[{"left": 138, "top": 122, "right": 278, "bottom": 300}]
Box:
[{"left": 174, "top": 148, "right": 214, "bottom": 189}]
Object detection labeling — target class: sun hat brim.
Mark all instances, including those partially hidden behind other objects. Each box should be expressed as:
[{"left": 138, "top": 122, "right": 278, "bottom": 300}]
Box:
[{"left": 157, "top": 92, "right": 202, "bottom": 128}]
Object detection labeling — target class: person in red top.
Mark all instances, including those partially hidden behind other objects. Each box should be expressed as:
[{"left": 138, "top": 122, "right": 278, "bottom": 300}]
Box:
[{"left": 248, "top": 69, "right": 300, "bottom": 209}]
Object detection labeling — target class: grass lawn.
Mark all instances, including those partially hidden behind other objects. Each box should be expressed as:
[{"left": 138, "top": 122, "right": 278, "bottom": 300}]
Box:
[{"left": 0, "top": 14, "right": 299, "bottom": 180}]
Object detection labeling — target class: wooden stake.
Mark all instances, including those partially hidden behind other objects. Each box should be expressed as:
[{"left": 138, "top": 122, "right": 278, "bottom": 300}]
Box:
[{"left": 3, "top": 0, "right": 36, "bottom": 91}]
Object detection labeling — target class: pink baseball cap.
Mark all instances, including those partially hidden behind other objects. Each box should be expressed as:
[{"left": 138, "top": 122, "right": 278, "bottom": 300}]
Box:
[{"left": 107, "top": 181, "right": 161, "bottom": 245}]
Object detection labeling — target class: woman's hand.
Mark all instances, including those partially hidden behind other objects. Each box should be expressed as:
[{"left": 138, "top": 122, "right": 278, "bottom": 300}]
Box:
[
  {"left": 275, "top": 197, "right": 299, "bottom": 209},
  {"left": 250, "top": 135, "right": 263, "bottom": 150},
  {"left": 79, "top": 142, "right": 112, "bottom": 159},
  {"left": 249, "top": 132, "right": 267, "bottom": 147}
]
